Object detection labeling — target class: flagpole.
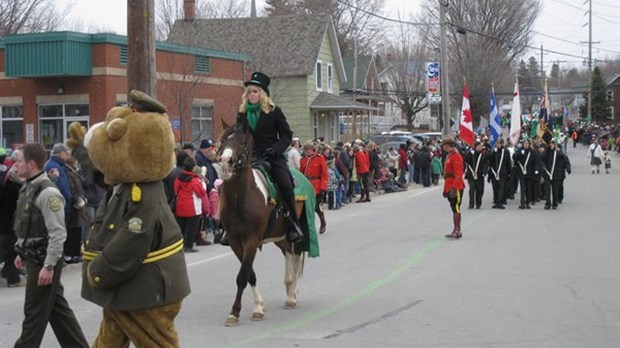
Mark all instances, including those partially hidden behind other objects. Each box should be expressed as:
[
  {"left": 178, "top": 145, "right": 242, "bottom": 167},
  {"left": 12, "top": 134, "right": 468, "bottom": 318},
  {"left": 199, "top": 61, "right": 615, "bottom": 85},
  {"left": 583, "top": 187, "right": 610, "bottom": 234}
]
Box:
[{"left": 510, "top": 75, "right": 521, "bottom": 146}]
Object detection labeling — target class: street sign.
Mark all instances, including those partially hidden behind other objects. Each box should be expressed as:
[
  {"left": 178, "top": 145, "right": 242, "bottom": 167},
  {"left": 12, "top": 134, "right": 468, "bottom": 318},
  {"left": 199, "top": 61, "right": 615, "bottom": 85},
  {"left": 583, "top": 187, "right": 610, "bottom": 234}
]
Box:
[
  {"left": 26, "top": 124, "right": 34, "bottom": 143},
  {"left": 426, "top": 62, "right": 441, "bottom": 104}
]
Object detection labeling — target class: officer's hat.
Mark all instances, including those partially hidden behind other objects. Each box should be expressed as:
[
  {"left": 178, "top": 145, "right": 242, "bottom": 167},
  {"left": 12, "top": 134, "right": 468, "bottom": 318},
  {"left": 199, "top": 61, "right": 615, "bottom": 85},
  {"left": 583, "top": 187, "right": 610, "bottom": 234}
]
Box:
[{"left": 128, "top": 90, "right": 167, "bottom": 113}]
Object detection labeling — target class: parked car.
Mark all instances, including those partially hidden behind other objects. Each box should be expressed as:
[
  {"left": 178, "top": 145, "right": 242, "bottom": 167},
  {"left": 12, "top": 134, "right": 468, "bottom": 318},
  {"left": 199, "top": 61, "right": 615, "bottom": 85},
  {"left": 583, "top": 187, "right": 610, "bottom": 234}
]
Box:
[
  {"left": 412, "top": 132, "right": 442, "bottom": 144},
  {"left": 371, "top": 134, "right": 422, "bottom": 146}
]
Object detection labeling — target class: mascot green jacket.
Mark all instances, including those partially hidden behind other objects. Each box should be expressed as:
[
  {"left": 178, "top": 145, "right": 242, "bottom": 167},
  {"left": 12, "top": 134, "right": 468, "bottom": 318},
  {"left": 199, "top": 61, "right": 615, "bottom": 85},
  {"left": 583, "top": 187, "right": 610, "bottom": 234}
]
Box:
[{"left": 82, "top": 181, "right": 190, "bottom": 310}]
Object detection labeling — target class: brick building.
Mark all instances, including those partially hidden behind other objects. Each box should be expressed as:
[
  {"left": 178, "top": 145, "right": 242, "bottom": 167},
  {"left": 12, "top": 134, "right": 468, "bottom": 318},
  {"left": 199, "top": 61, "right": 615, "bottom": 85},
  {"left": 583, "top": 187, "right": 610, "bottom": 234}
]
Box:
[{"left": 0, "top": 31, "right": 250, "bottom": 150}]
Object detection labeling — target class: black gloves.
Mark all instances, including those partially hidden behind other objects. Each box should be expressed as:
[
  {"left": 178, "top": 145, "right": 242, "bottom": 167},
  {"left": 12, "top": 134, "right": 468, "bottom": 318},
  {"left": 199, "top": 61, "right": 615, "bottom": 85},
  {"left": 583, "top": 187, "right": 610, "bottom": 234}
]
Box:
[
  {"left": 448, "top": 189, "right": 456, "bottom": 199},
  {"left": 262, "top": 147, "right": 276, "bottom": 159}
]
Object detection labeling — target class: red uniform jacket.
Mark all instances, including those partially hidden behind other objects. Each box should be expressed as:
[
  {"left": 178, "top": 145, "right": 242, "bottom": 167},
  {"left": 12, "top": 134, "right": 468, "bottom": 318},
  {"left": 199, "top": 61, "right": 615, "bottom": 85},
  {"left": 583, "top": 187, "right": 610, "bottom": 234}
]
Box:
[
  {"left": 354, "top": 150, "right": 370, "bottom": 175},
  {"left": 443, "top": 149, "right": 465, "bottom": 193},
  {"left": 300, "top": 152, "right": 328, "bottom": 194}
]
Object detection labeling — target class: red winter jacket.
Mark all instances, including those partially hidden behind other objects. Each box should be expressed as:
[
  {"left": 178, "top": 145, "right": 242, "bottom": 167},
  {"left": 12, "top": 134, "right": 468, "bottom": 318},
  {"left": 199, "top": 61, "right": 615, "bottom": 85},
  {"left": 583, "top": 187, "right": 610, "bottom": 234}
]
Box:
[
  {"left": 173, "top": 170, "right": 206, "bottom": 217},
  {"left": 354, "top": 150, "right": 370, "bottom": 175}
]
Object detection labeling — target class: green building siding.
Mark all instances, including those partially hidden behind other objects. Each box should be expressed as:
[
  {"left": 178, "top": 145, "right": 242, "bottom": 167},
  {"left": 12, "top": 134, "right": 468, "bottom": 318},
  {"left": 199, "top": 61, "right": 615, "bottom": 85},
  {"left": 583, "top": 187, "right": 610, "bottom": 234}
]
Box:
[{"left": 271, "top": 76, "right": 314, "bottom": 141}]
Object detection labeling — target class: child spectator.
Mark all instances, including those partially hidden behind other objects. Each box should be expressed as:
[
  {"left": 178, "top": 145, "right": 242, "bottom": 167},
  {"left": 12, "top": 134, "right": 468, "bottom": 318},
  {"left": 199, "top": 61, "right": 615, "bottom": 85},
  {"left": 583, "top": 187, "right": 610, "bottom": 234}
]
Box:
[
  {"left": 431, "top": 151, "right": 444, "bottom": 186},
  {"left": 210, "top": 178, "right": 223, "bottom": 240},
  {"left": 604, "top": 152, "right": 612, "bottom": 174},
  {"left": 326, "top": 156, "right": 340, "bottom": 210}
]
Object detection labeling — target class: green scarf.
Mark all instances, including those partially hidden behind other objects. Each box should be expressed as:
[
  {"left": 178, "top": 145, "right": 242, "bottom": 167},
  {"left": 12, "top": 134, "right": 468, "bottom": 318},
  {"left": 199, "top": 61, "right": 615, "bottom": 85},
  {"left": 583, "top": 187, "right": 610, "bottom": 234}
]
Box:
[{"left": 246, "top": 103, "right": 261, "bottom": 131}]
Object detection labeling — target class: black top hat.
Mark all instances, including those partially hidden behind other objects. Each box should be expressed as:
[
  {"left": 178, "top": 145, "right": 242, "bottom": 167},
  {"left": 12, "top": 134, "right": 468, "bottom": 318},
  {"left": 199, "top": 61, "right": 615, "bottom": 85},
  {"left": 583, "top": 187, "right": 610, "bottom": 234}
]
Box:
[{"left": 244, "top": 72, "right": 271, "bottom": 96}]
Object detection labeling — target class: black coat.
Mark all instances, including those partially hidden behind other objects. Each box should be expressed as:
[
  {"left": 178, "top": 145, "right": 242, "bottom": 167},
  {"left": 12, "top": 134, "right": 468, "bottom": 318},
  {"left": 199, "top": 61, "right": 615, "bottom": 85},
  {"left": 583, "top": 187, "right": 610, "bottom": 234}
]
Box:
[
  {"left": 464, "top": 150, "right": 488, "bottom": 180},
  {"left": 238, "top": 106, "right": 293, "bottom": 162},
  {"left": 488, "top": 147, "right": 512, "bottom": 179},
  {"left": 512, "top": 148, "right": 539, "bottom": 179},
  {"left": 541, "top": 148, "right": 568, "bottom": 180}
]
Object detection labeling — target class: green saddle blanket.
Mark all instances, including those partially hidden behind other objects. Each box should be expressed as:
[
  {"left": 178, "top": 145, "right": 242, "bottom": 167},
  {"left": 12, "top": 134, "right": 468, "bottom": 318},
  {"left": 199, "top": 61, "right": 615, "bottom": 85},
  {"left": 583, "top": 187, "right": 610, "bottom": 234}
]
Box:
[{"left": 252, "top": 164, "right": 319, "bottom": 257}]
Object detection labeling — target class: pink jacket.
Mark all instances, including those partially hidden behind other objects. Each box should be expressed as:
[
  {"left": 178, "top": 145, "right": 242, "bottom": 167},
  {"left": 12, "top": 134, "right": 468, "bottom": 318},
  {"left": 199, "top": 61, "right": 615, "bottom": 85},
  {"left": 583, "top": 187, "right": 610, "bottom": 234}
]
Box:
[{"left": 209, "top": 188, "right": 219, "bottom": 220}]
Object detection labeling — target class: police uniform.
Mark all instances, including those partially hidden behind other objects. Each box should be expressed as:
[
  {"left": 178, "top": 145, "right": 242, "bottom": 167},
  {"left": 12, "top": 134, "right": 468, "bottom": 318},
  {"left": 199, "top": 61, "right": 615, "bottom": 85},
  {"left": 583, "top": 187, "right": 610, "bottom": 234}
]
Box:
[
  {"left": 82, "top": 181, "right": 191, "bottom": 346},
  {"left": 13, "top": 172, "right": 89, "bottom": 348},
  {"left": 300, "top": 148, "right": 328, "bottom": 234},
  {"left": 443, "top": 137, "right": 465, "bottom": 239}
]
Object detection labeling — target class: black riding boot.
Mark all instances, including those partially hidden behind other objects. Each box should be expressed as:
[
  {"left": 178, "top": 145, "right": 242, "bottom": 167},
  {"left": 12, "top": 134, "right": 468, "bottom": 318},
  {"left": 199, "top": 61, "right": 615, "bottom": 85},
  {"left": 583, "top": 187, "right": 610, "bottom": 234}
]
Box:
[
  {"left": 317, "top": 209, "right": 327, "bottom": 234},
  {"left": 287, "top": 212, "right": 304, "bottom": 243}
]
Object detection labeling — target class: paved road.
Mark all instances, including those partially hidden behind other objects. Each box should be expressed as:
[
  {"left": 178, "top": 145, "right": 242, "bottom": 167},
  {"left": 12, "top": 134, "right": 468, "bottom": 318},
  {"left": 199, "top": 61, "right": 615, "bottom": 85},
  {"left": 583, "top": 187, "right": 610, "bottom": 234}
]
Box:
[{"left": 1, "top": 145, "right": 618, "bottom": 348}]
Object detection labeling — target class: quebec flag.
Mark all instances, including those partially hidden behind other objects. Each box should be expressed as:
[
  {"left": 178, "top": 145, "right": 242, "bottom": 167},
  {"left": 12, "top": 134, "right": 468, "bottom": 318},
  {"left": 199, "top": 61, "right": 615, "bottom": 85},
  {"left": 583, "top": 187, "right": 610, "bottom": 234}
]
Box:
[{"left": 489, "top": 87, "right": 501, "bottom": 147}]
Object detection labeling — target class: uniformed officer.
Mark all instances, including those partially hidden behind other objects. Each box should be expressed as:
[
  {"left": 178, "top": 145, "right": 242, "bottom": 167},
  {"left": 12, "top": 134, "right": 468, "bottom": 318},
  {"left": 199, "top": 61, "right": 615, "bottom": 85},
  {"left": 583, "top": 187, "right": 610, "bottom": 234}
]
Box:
[
  {"left": 442, "top": 135, "right": 465, "bottom": 239},
  {"left": 12, "top": 143, "right": 89, "bottom": 348},
  {"left": 464, "top": 141, "right": 488, "bottom": 209},
  {"left": 300, "top": 141, "right": 328, "bottom": 234}
]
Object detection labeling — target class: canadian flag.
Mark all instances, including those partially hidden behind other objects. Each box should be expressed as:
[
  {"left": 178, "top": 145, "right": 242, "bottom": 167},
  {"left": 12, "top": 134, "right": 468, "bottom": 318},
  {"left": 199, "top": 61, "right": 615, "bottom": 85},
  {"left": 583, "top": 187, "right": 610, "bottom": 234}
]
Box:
[{"left": 459, "top": 83, "right": 474, "bottom": 147}]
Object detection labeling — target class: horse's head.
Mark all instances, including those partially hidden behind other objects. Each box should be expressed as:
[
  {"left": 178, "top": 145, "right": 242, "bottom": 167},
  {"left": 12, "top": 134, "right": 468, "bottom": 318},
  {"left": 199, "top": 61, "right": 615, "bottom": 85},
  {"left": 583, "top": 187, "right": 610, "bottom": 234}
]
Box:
[{"left": 217, "top": 118, "right": 252, "bottom": 180}]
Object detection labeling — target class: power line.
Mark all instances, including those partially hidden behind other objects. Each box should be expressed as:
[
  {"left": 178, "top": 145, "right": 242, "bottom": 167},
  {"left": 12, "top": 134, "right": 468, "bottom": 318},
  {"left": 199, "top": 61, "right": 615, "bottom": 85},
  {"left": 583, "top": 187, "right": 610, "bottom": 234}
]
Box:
[
  {"left": 334, "top": 0, "right": 617, "bottom": 62},
  {"left": 532, "top": 30, "right": 619, "bottom": 54}
]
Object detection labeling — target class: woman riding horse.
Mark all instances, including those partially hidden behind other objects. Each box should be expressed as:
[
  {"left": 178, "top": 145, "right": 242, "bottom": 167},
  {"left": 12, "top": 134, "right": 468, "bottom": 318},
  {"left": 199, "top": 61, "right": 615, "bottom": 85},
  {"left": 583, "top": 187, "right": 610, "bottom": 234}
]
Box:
[{"left": 232, "top": 71, "right": 303, "bottom": 243}]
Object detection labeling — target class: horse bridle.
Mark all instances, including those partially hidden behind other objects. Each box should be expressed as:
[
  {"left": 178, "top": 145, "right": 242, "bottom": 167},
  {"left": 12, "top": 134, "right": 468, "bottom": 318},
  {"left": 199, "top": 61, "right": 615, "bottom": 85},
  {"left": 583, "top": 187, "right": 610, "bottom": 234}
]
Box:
[{"left": 220, "top": 125, "right": 251, "bottom": 174}]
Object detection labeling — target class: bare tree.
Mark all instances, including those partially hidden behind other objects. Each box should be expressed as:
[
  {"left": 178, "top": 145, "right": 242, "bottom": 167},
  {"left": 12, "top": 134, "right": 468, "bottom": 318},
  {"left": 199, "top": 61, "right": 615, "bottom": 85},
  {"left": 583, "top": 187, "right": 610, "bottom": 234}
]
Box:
[
  {"left": 379, "top": 19, "right": 430, "bottom": 130},
  {"left": 156, "top": 0, "right": 247, "bottom": 41},
  {"left": 0, "top": 0, "right": 67, "bottom": 38},
  {"left": 265, "top": 0, "right": 387, "bottom": 57},
  {"left": 423, "top": 0, "right": 540, "bottom": 125}
]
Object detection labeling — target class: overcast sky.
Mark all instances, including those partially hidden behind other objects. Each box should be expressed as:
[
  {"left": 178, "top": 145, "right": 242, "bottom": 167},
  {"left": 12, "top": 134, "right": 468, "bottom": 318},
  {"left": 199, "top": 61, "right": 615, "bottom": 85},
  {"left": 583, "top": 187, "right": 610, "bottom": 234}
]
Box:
[{"left": 55, "top": 0, "right": 619, "bottom": 72}]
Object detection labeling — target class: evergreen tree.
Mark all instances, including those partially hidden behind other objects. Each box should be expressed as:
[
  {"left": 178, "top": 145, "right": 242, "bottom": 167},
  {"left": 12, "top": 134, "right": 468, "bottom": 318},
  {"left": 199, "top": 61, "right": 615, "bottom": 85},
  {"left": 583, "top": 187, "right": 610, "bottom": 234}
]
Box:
[
  {"left": 549, "top": 63, "right": 560, "bottom": 88},
  {"left": 579, "top": 67, "right": 612, "bottom": 122}
]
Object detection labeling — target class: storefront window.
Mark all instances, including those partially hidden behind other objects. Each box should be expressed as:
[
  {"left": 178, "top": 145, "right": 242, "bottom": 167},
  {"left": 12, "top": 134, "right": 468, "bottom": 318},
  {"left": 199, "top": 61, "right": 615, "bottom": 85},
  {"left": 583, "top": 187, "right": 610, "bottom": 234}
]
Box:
[
  {"left": 39, "top": 104, "right": 90, "bottom": 150},
  {"left": 1, "top": 105, "right": 24, "bottom": 148}
]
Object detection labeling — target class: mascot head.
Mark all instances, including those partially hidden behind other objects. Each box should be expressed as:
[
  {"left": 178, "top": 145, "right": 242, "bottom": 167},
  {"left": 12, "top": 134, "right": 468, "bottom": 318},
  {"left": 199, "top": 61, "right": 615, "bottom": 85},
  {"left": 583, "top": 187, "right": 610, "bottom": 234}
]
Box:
[{"left": 85, "top": 90, "right": 175, "bottom": 185}]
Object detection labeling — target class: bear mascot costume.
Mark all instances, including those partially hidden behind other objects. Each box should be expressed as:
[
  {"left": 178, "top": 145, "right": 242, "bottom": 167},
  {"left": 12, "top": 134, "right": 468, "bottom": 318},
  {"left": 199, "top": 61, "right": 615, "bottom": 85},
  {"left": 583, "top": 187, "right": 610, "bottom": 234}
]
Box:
[{"left": 81, "top": 90, "right": 190, "bottom": 347}]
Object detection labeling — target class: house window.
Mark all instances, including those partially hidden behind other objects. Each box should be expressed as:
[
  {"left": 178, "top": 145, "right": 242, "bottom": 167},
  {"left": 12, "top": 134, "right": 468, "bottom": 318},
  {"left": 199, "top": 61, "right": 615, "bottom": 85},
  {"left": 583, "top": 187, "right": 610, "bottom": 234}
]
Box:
[
  {"left": 120, "top": 45, "right": 128, "bottom": 66},
  {"left": 38, "top": 104, "right": 90, "bottom": 150},
  {"left": 316, "top": 61, "right": 323, "bottom": 91},
  {"left": 195, "top": 56, "right": 211, "bottom": 74},
  {"left": 327, "top": 64, "right": 333, "bottom": 92},
  {"left": 609, "top": 106, "right": 614, "bottom": 119},
  {"left": 191, "top": 105, "right": 213, "bottom": 143},
  {"left": 313, "top": 112, "right": 319, "bottom": 140},
  {"left": 607, "top": 90, "right": 613, "bottom": 101},
  {"left": 1, "top": 105, "right": 23, "bottom": 148}
]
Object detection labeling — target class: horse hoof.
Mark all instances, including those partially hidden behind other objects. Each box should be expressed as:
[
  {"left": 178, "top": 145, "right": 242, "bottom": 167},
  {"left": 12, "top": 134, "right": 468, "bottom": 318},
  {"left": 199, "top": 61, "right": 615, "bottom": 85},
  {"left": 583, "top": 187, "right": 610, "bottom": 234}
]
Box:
[
  {"left": 225, "top": 315, "right": 239, "bottom": 327},
  {"left": 285, "top": 301, "right": 297, "bottom": 309},
  {"left": 251, "top": 312, "right": 264, "bottom": 321}
]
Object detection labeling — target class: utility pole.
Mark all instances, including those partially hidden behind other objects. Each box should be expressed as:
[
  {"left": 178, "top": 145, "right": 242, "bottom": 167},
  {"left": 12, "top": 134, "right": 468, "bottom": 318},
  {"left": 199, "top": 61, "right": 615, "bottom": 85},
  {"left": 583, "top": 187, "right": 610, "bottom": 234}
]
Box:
[
  {"left": 540, "top": 44, "right": 544, "bottom": 79},
  {"left": 439, "top": 0, "right": 451, "bottom": 136},
  {"left": 127, "top": 0, "right": 156, "bottom": 96},
  {"left": 586, "top": 0, "right": 593, "bottom": 123},
  {"left": 352, "top": 7, "right": 358, "bottom": 140}
]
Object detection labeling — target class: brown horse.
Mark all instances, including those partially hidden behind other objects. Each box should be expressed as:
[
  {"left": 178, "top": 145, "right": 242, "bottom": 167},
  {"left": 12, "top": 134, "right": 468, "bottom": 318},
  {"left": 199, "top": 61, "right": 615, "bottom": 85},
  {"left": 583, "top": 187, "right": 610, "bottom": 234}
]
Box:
[{"left": 217, "top": 120, "right": 311, "bottom": 327}]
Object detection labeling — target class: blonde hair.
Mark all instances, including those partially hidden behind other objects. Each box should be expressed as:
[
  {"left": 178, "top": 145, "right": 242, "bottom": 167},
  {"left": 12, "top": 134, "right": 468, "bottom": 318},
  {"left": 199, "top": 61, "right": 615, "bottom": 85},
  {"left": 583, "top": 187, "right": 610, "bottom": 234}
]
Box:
[{"left": 239, "top": 86, "right": 274, "bottom": 114}]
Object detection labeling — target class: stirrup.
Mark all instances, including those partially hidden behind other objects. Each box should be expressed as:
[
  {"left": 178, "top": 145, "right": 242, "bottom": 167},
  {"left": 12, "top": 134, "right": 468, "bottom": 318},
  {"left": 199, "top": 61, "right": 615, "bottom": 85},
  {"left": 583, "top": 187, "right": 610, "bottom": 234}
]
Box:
[{"left": 288, "top": 220, "right": 304, "bottom": 243}]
